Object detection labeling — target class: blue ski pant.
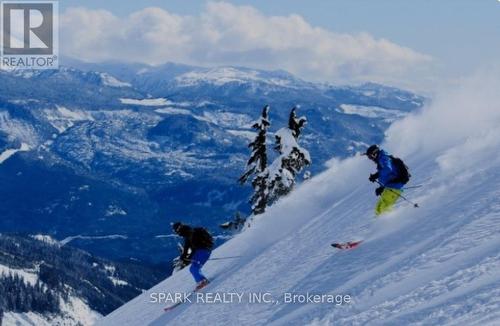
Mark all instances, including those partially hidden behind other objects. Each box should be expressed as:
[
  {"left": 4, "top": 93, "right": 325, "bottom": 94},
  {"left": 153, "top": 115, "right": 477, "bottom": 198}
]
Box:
[{"left": 190, "top": 249, "right": 211, "bottom": 282}]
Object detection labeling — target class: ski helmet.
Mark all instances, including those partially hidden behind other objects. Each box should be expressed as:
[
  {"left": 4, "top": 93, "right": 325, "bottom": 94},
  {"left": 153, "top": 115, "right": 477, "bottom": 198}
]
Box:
[
  {"left": 172, "top": 222, "right": 191, "bottom": 235},
  {"left": 365, "top": 145, "right": 380, "bottom": 158},
  {"left": 172, "top": 222, "right": 183, "bottom": 233}
]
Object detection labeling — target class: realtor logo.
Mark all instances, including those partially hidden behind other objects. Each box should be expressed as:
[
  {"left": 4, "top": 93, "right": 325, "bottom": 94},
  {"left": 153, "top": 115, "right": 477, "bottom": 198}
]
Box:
[{"left": 1, "top": 1, "right": 58, "bottom": 69}]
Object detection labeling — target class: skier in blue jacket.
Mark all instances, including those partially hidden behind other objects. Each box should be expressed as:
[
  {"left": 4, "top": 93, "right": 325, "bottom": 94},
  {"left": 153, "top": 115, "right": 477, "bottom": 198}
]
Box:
[{"left": 365, "top": 145, "right": 405, "bottom": 215}]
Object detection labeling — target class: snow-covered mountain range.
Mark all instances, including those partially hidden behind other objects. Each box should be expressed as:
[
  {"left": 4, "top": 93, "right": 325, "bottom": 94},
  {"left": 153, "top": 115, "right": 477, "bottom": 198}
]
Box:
[
  {"left": 99, "top": 70, "right": 500, "bottom": 326},
  {"left": 0, "top": 233, "right": 163, "bottom": 325},
  {"left": 0, "top": 61, "right": 423, "bottom": 269}
]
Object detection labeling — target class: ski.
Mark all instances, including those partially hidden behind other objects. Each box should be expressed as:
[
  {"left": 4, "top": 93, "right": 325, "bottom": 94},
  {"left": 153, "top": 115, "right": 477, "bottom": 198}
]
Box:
[
  {"left": 163, "top": 280, "right": 211, "bottom": 312},
  {"left": 331, "top": 240, "right": 363, "bottom": 250},
  {"left": 163, "top": 299, "right": 185, "bottom": 312},
  {"left": 163, "top": 289, "right": 197, "bottom": 312}
]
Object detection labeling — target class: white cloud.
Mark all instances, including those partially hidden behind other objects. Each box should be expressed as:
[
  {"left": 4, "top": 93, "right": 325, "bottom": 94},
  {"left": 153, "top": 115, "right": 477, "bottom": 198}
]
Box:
[{"left": 61, "top": 2, "right": 432, "bottom": 86}]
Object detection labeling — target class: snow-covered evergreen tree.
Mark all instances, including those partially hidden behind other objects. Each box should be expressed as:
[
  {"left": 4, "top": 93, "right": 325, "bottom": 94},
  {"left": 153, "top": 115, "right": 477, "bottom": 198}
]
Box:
[
  {"left": 267, "top": 107, "right": 311, "bottom": 202},
  {"left": 239, "top": 105, "right": 271, "bottom": 215}
]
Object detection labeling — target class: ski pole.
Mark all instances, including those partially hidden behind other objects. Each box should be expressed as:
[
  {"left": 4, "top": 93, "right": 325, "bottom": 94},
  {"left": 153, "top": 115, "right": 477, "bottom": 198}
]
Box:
[
  {"left": 403, "top": 184, "right": 423, "bottom": 190},
  {"left": 376, "top": 181, "right": 419, "bottom": 208},
  {"left": 209, "top": 256, "right": 243, "bottom": 261},
  {"left": 189, "top": 256, "right": 242, "bottom": 264},
  {"left": 403, "top": 177, "right": 432, "bottom": 190}
]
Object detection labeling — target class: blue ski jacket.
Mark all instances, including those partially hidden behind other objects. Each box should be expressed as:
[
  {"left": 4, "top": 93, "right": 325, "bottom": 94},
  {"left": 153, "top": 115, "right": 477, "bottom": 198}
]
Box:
[{"left": 376, "top": 150, "right": 405, "bottom": 190}]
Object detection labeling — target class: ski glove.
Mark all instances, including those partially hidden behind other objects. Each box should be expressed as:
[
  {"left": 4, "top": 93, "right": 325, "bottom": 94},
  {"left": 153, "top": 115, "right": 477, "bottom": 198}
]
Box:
[
  {"left": 375, "top": 186, "right": 384, "bottom": 196},
  {"left": 369, "top": 173, "right": 379, "bottom": 183},
  {"left": 180, "top": 255, "right": 191, "bottom": 266},
  {"left": 173, "top": 257, "right": 188, "bottom": 271}
]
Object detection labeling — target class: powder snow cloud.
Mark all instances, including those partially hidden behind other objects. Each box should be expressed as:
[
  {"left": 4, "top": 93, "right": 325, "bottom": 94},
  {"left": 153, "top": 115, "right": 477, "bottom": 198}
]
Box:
[
  {"left": 60, "top": 2, "right": 432, "bottom": 86},
  {"left": 382, "top": 66, "right": 500, "bottom": 184},
  {"left": 385, "top": 67, "right": 500, "bottom": 157}
]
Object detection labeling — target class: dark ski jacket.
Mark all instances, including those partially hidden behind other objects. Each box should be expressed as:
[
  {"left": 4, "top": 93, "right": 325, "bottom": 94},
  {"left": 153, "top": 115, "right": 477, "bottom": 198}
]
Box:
[
  {"left": 375, "top": 150, "right": 405, "bottom": 190},
  {"left": 178, "top": 226, "right": 213, "bottom": 262}
]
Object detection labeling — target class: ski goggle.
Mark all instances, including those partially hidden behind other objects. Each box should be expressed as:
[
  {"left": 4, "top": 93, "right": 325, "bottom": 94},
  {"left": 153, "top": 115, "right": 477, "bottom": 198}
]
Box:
[{"left": 362, "top": 151, "right": 378, "bottom": 160}]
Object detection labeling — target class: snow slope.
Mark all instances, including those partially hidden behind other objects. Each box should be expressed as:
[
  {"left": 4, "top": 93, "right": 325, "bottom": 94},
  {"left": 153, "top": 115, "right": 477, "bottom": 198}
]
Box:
[{"left": 99, "top": 71, "right": 500, "bottom": 325}]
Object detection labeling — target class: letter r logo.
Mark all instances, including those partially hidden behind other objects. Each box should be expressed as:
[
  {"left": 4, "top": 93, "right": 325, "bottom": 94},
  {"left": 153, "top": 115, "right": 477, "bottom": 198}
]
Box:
[{"left": 2, "top": 2, "right": 54, "bottom": 55}]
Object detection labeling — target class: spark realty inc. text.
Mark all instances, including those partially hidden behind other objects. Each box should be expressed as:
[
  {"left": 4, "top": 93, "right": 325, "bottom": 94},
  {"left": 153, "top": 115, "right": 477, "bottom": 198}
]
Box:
[{"left": 150, "top": 292, "right": 352, "bottom": 305}]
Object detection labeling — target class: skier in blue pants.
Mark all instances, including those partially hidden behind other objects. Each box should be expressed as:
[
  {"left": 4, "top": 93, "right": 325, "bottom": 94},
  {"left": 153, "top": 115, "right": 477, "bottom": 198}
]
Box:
[
  {"left": 172, "top": 222, "right": 214, "bottom": 290},
  {"left": 190, "top": 249, "right": 211, "bottom": 284}
]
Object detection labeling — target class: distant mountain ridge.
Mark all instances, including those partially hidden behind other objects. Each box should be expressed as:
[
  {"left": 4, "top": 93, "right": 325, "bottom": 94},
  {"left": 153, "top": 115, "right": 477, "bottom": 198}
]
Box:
[{"left": 0, "top": 60, "right": 424, "bottom": 269}]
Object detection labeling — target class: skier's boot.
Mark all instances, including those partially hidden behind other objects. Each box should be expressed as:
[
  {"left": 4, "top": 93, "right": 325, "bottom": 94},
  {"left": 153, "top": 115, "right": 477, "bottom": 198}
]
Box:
[{"left": 195, "top": 278, "right": 209, "bottom": 291}]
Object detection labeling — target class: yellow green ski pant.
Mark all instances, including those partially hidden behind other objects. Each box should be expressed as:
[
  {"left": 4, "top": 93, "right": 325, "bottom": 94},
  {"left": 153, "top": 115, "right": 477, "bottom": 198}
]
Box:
[{"left": 375, "top": 188, "right": 402, "bottom": 216}]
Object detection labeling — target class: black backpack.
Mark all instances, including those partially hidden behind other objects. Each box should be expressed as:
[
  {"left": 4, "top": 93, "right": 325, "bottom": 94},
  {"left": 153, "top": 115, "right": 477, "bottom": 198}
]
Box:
[
  {"left": 192, "top": 227, "right": 214, "bottom": 250},
  {"left": 390, "top": 156, "right": 411, "bottom": 184}
]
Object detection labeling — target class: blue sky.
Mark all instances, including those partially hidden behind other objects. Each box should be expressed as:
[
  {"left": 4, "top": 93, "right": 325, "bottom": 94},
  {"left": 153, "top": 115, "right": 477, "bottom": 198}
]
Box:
[{"left": 59, "top": 0, "right": 500, "bottom": 89}]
